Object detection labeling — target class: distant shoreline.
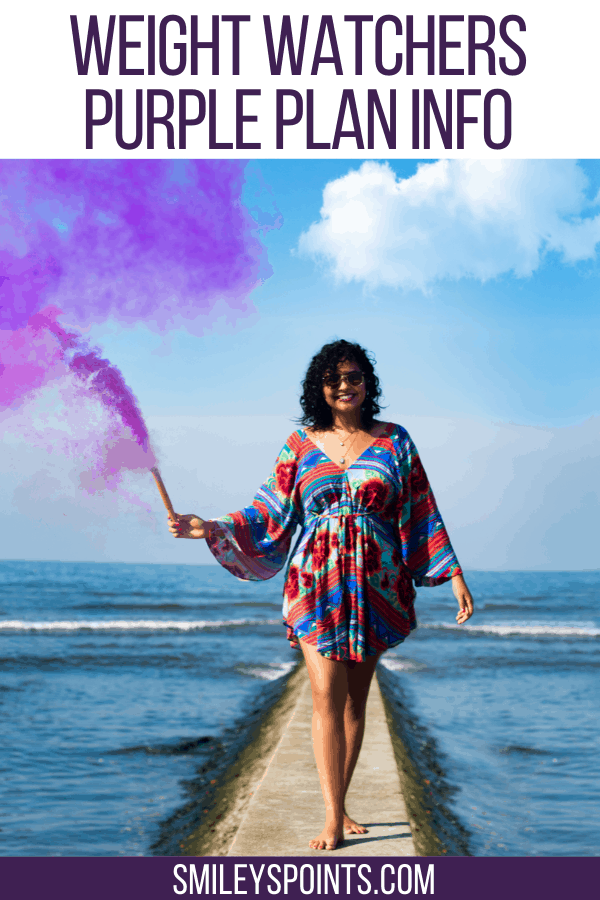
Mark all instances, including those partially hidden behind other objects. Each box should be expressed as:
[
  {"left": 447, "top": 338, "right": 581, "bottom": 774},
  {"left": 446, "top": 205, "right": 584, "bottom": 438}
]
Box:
[{"left": 2, "top": 559, "right": 600, "bottom": 573}]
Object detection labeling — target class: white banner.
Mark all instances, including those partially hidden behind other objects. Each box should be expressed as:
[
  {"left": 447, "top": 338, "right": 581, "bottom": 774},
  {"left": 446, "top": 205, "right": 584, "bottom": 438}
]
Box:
[{"left": 1, "top": 0, "right": 598, "bottom": 158}]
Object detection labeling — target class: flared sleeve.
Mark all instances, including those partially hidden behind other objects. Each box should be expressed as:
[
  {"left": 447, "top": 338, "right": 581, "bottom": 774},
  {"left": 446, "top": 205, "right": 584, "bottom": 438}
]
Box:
[
  {"left": 205, "top": 435, "right": 301, "bottom": 581},
  {"left": 395, "top": 429, "right": 462, "bottom": 587}
]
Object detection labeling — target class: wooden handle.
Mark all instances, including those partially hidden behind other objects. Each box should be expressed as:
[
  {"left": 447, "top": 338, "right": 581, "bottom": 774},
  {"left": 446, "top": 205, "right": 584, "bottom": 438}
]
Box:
[{"left": 150, "top": 466, "right": 176, "bottom": 519}]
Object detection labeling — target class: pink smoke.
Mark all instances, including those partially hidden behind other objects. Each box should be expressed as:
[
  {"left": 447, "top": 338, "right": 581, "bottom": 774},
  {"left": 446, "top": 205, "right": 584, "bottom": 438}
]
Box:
[{"left": 0, "top": 160, "right": 276, "bottom": 492}]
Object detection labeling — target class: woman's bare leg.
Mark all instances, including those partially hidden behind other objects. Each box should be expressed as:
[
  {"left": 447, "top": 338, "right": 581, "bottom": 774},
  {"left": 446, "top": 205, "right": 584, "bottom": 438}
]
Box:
[
  {"left": 341, "top": 652, "right": 381, "bottom": 834},
  {"left": 300, "top": 639, "right": 348, "bottom": 850}
]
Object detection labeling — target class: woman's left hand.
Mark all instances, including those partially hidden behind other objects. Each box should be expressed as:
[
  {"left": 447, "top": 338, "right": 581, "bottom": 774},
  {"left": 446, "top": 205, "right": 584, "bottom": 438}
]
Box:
[{"left": 452, "top": 573, "right": 474, "bottom": 624}]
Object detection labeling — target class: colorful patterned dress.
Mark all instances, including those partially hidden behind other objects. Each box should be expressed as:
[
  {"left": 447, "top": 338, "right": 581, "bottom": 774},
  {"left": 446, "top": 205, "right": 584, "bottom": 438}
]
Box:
[{"left": 206, "top": 423, "right": 462, "bottom": 662}]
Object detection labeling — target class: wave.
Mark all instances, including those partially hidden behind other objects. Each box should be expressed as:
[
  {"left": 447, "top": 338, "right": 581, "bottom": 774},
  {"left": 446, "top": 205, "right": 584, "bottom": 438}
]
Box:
[
  {"left": 379, "top": 657, "right": 427, "bottom": 672},
  {"left": 0, "top": 618, "right": 281, "bottom": 632},
  {"left": 421, "top": 622, "right": 600, "bottom": 637},
  {"left": 235, "top": 662, "right": 296, "bottom": 681}
]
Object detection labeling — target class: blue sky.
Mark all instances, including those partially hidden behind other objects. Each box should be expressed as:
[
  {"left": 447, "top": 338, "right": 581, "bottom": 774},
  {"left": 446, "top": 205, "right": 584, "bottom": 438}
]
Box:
[
  {"left": 2, "top": 159, "right": 599, "bottom": 567},
  {"left": 91, "top": 158, "right": 600, "bottom": 427}
]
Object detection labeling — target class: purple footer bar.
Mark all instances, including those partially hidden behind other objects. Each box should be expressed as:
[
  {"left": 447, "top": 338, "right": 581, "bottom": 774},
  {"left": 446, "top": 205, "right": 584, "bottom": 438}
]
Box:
[{"left": 1, "top": 857, "right": 598, "bottom": 900}]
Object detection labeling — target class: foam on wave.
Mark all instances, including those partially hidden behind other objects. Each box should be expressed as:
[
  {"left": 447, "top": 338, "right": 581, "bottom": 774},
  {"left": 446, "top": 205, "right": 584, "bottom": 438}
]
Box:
[
  {"left": 422, "top": 622, "right": 600, "bottom": 637},
  {"left": 236, "top": 662, "right": 296, "bottom": 681},
  {"left": 0, "top": 618, "right": 281, "bottom": 632}
]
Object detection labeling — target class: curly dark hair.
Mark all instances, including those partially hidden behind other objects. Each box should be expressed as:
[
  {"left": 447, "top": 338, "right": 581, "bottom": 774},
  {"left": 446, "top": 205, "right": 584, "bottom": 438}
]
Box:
[{"left": 299, "top": 339, "right": 383, "bottom": 430}]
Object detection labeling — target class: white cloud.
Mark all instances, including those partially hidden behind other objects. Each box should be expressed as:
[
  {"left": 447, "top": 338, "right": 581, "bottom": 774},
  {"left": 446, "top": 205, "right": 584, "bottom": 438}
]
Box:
[{"left": 298, "top": 160, "right": 600, "bottom": 290}]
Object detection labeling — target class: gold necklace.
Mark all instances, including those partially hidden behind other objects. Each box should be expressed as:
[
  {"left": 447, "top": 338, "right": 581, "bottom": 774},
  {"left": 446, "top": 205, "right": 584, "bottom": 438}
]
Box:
[{"left": 333, "top": 428, "right": 361, "bottom": 466}]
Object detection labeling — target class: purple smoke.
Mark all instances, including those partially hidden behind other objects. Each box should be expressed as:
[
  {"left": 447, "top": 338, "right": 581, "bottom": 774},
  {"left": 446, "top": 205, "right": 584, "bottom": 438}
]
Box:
[{"left": 0, "top": 160, "right": 274, "bottom": 492}]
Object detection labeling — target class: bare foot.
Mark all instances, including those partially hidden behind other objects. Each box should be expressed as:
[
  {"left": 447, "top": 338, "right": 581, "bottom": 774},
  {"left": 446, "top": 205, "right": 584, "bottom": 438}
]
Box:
[
  {"left": 309, "top": 823, "right": 344, "bottom": 851},
  {"left": 343, "top": 812, "right": 367, "bottom": 835}
]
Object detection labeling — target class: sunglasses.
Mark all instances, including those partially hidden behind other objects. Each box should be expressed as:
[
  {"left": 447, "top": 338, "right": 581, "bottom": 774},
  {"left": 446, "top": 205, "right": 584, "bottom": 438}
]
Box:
[{"left": 322, "top": 372, "right": 365, "bottom": 388}]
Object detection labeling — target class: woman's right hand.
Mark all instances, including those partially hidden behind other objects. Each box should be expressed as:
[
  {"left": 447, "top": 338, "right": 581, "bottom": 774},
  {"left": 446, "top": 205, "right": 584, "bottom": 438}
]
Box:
[{"left": 168, "top": 514, "right": 211, "bottom": 540}]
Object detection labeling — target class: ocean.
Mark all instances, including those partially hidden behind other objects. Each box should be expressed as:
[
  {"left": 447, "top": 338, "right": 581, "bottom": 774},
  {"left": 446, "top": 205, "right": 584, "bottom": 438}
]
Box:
[{"left": 0, "top": 561, "right": 598, "bottom": 857}]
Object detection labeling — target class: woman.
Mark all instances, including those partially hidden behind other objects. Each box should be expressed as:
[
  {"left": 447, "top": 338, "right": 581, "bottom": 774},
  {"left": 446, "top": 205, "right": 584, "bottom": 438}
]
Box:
[{"left": 168, "top": 339, "right": 474, "bottom": 851}]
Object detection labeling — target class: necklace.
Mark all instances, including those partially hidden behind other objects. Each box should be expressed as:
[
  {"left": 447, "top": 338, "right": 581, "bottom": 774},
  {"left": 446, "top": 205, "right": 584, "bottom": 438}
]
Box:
[{"left": 333, "top": 427, "right": 361, "bottom": 465}]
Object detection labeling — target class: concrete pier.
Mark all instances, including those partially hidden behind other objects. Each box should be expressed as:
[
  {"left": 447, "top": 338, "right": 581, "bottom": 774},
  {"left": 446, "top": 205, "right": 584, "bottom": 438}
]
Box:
[{"left": 223, "top": 665, "right": 416, "bottom": 857}]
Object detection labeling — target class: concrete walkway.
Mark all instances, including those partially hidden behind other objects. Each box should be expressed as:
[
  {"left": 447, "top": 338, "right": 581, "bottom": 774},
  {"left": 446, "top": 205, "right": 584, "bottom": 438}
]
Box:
[{"left": 227, "top": 666, "right": 416, "bottom": 857}]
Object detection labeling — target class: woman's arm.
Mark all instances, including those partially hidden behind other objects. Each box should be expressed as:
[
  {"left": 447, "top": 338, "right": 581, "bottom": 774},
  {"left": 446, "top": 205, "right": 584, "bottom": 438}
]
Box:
[{"left": 452, "top": 573, "right": 474, "bottom": 624}]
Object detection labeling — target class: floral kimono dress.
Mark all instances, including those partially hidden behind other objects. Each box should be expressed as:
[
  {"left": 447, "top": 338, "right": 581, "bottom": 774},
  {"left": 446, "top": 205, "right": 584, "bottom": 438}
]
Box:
[{"left": 206, "top": 423, "right": 462, "bottom": 662}]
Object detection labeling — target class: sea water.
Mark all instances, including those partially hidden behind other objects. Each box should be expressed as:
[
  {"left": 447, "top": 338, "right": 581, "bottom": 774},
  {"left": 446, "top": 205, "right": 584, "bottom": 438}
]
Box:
[
  {"left": 0, "top": 562, "right": 598, "bottom": 857},
  {"left": 0, "top": 560, "right": 295, "bottom": 856},
  {"left": 380, "top": 571, "right": 600, "bottom": 857}
]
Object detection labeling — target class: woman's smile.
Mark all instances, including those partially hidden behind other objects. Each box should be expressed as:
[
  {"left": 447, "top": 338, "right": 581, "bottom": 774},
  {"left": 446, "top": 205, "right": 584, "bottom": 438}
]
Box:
[{"left": 322, "top": 362, "right": 367, "bottom": 413}]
